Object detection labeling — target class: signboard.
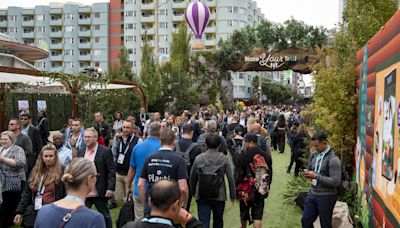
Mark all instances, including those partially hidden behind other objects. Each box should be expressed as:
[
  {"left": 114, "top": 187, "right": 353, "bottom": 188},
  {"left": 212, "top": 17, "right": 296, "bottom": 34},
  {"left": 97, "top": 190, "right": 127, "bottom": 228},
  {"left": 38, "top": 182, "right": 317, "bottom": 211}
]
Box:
[
  {"left": 37, "top": 100, "right": 47, "bottom": 112},
  {"left": 18, "top": 100, "right": 29, "bottom": 114}
]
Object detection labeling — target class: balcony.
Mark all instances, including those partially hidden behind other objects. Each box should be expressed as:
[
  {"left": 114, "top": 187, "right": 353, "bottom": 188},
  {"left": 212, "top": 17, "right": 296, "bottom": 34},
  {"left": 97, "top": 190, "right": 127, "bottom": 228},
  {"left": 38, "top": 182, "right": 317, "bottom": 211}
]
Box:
[
  {"left": 141, "top": 15, "right": 154, "bottom": 23},
  {"left": 50, "top": 43, "right": 63, "bottom": 49},
  {"left": 50, "top": 19, "right": 63, "bottom": 26},
  {"left": 205, "top": 1, "right": 216, "bottom": 7},
  {"left": 205, "top": 39, "right": 216, "bottom": 46},
  {"left": 0, "top": 21, "right": 7, "bottom": 27},
  {"left": 50, "top": 55, "right": 63, "bottom": 61},
  {"left": 78, "top": 17, "right": 91, "bottom": 25},
  {"left": 204, "top": 26, "right": 216, "bottom": 33},
  {"left": 79, "top": 55, "right": 91, "bottom": 61},
  {"left": 141, "top": 27, "right": 155, "bottom": 35},
  {"left": 172, "top": 0, "right": 187, "bottom": 9},
  {"left": 22, "top": 20, "right": 35, "bottom": 27},
  {"left": 172, "top": 14, "right": 184, "bottom": 21},
  {"left": 50, "top": 31, "right": 63, "bottom": 37},
  {"left": 50, "top": 66, "right": 63, "bottom": 72},
  {"left": 21, "top": 32, "right": 35, "bottom": 38},
  {"left": 141, "top": 2, "right": 155, "bottom": 10},
  {"left": 78, "top": 30, "right": 91, "bottom": 37},
  {"left": 210, "top": 14, "right": 216, "bottom": 20},
  {"left": 78, "top": 42, "right": 91, "bottom": 49}
]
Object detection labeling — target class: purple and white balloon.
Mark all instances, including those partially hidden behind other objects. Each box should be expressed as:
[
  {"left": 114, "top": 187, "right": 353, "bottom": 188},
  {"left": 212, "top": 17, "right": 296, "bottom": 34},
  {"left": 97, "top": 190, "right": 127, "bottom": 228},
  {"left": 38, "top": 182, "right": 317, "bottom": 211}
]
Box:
[{"left": 185, "top": 1, "right": 211, "bottom": 39}]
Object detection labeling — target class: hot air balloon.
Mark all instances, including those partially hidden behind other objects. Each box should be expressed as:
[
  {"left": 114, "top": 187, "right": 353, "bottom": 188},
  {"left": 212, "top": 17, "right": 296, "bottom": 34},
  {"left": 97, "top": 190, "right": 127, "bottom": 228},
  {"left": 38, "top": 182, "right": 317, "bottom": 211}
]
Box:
[{"left": 185, "top": 1, "right": 211, "bottom": 50}]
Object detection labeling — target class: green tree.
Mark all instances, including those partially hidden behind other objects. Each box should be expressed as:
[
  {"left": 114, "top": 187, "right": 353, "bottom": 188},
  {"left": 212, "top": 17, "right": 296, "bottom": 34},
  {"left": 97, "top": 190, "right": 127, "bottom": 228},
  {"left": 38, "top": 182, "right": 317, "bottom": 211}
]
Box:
[
  {"left": 107, "top": 47, "right": 136, "bottom": 81},
  {"left": 251, "top": 76, "right": 297, "bottom": 104},
  {"left": 140, "top": 33, "right": 162, "bottom": 107},
  {"left": 161, "top": 22, "right": 199, "bottom": 114}
]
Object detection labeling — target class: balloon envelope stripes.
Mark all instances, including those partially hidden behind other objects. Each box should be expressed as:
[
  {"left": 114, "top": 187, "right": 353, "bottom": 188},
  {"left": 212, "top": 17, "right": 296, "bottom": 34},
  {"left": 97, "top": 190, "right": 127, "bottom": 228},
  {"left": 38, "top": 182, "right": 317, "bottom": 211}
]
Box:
[{"left": 185, "top": 1, "right": 211, "bottom": 39}]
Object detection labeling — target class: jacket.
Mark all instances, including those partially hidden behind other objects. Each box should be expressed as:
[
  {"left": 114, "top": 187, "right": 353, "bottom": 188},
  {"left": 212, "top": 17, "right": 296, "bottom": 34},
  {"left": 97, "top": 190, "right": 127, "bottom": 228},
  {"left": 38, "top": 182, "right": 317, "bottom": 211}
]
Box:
[
  {"left": 0, "top": 144, "right": 26, "bottom": 183},
  {"left": 78, "top": 145, "right": 116, "bottom": 197},
  {"left": 37, "top": 117, "right": 50, "bottom": 144},
  {"left": 15, "top": 180, "right": 66, "bottom": 214},
  {"left": 123, "top": 216, "right": 202, "bottom": 228},
  {"left": 190, "top": 149, "right": 235, "bottom": 201}
]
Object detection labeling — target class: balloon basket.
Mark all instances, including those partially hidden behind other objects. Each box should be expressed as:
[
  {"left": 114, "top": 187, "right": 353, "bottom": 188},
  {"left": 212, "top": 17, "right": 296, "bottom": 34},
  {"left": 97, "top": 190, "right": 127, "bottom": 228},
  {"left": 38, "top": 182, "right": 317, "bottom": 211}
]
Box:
[{"left": 191, "top": 39, "right": 205, "bottom": 51}]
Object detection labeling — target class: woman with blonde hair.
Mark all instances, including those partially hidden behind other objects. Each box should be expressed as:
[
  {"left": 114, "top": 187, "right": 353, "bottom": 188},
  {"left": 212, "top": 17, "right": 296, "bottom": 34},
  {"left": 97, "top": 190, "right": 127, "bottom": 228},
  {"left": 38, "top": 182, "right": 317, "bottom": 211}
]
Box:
[
  {"left": 14, "top": 144, "right": 66, "bottom": 227},
  {"left": 246, "top": 117, "right": 256, "bottom": 133},
  {"left": 35, "top": 158, "right": 105, "bottom": 228},
  {"left": 0, "top": 130, "right": 26, "bottom": 228}
]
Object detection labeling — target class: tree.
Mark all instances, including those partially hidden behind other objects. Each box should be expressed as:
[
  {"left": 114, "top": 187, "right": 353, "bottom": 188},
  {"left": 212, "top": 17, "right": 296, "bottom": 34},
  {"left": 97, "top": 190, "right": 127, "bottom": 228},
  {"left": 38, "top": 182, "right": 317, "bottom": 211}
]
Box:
[
  {"left": 251, "top": 76, "right": 297, "bottom": 104},
  {"left": 108, "top": 47, "right": 136, "bottom": 81},
  {"left": 160, "top": 22, "right": 199, "bottom": 114},
  {"left": 140, "top": 32, "right": 162, "bottom": 107}
]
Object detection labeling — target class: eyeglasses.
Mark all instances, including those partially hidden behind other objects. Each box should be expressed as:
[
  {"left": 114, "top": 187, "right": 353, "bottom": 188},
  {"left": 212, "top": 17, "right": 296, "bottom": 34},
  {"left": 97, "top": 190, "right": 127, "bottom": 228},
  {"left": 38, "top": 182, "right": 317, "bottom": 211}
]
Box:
[{"left": 20, "top": 118, "right": 28, "bottom": 120}]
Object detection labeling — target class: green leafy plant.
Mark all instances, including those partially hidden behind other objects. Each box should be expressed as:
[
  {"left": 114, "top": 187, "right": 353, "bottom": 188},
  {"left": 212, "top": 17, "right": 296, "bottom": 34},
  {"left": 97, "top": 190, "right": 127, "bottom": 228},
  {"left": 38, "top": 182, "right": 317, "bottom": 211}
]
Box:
[{"left": 283, "top": 175, "right": 311, "bottom": 205}]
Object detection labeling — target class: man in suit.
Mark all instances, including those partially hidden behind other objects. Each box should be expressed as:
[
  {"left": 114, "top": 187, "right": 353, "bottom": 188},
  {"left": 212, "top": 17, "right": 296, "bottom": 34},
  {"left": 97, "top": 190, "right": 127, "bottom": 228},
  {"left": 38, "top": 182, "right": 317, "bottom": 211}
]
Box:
[
  {"left": 78, "top": 127, "right": 116, "bottom": 228},
  {"left": 181, "top": 110, "right": 202, "bottom": 142},
  {"left": 20, "top": 113, "right": 43, "bottom": 172},
  {"left": 37, "top": 110, "right": 50, "bottom": 144},
  {"left": 8, "top": 118, "right": 33, "bottom": 176}
]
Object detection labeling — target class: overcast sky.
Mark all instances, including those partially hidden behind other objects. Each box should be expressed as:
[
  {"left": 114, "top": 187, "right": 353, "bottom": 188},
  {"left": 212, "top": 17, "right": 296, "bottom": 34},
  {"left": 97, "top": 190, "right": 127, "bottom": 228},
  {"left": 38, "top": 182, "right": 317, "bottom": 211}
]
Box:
[{"left": 1, "top": 0, "right": 340, "bottom": 29}]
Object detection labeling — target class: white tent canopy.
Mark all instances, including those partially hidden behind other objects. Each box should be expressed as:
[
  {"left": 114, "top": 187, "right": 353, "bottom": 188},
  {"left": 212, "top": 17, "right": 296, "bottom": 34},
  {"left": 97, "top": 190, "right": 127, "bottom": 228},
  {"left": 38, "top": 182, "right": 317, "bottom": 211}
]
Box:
[{"left": 0, "top": 72, "right": 136, "bottom": 90}]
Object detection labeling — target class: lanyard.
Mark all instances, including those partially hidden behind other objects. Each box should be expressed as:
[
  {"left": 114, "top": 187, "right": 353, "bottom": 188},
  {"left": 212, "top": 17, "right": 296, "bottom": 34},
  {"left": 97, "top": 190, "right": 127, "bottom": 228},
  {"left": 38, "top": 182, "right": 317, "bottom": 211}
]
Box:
[
  {"left": 142, "top": 217, "right": 173, "bottom": 226},
  {"left": 68, "top": 133, "right": 82, "bottom": 149},
  {"left": 119, "top": 136, "right": 135, "bottom": 155},
  {"left": 65, "top": 195, "right": 85, "bottom": 206},
  {"left": 314, "top": 152, "right": 327, "bottom": 174},
  {"left": 37, "top": 175, "right": 45, "bottom": 195}
]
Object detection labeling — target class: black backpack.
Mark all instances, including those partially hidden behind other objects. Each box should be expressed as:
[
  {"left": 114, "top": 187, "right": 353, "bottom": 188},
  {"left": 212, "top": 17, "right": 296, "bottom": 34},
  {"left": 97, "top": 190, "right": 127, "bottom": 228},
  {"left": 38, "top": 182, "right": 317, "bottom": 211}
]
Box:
[
  {"left": 175, "top": 142, "right": 196, "bottom": 166},
  {"left": 197, "top": 157, "right": 223, "bottom": 199},
  {"left": 116, "top": 196, "right": 135, "bottom": 228}
]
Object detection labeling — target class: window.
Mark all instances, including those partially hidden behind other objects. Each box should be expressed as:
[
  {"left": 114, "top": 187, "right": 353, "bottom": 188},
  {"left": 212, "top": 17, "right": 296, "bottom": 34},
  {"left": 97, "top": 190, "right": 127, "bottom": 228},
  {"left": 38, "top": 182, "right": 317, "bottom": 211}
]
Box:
[
  {"left": 159, "top": 9, "right": 168, "bottom": 16},
  {"left": 36, "top": 27, "right": 46, "bottom": 32},
  {"left": 134, "top": 36, "right": 137, "bottom": 42},
  {"left": 65, "top": 26, "right": 74, "bottom": 32},
  {"left": 94, "top": 25, "right": 100, "bottom": 30},
  {"left": 239, "top": 73, "right": 244, "bottom": 79},
  {"left": 65, "top": 62, "right": 74, "bottom": 68},
  {"left": 125, "top": 36, "right": 133, "bottom": 42},
  {"left": 93, "top": 50, "right": 101, "bottom": 56},
  {"left": 159, "top": 35, "right": 168, "bottom": 42},
  {"left": 134, "top": 61, "right": 136, "bottom": 67},
  {"left": 127, "top": 48, "right": 133, "bottom": 54},
  {"left": 94, "top": 12, "right": 101, "bottom": 18},
  {"left": 51, "top": 15, "right": 61, "bottom": 21},
  {"left": 94, "top": 37, "right": 100, "bottom": 43},
  {"left": 80, "top": 50, "right": 90, "bottom": 55},
  {"left": 23, "top": 16, "right": 33, "bottom": 21},
  {"left": 51, "top": 27, "right": 61, "bottom": 32},
  {"left": 64, "top": 50, "right": 74, "bottom": 56},
  {"left": 65, "top": 13, "right": 74, "bottom": 20},
  {"left": 125, "top": 0, "right": 133, "bottom": 4},
  {"left": 239, "top": 86, "right": 245, "bottom": 93},
  {"left": 9, "top": 15, "right": 18, "bottom": 21},
  {"left": 37, "top": 14, "right": 46, "bottom": 20},
  {"left": 247, "top": 87, "right": 251, "bottom": 93},
  {"left": 134, "top": 11, "right": 137, "bottom": 17},
  {"left": 9, "top": 27, "right": 17, "bottom": 33},
  {"left": 125, "top": 24, "right": 133, "bottom": 30},
  {"left": 94, "top": 61, "right": 100, "bottom": 67},
  {"left": 159, "top": 22, "right": 168, "bottom": 29},
  {"left": 134, "top": 48, "right": 136, "bottom": 54},
  {"left": 248, "top": 75, "right": 251, "bottom": 81},
  {"left": 160, "top": 47, "right": 168, "bottom": 54},
  {"left": 125, "top": 11, "right": 133, "bottom": 17}
]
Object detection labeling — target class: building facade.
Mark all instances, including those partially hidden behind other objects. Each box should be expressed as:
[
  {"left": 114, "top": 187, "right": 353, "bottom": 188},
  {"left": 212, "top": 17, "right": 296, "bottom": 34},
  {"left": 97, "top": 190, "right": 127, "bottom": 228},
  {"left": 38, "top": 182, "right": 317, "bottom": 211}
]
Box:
[{"left": 0, "top": 2, "right": 109, "bottom": 74}]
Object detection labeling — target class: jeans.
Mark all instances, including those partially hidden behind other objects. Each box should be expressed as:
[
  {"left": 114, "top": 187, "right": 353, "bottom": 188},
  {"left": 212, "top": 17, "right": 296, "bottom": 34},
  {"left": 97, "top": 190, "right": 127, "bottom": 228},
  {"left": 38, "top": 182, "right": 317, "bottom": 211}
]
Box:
[
  {"left": 301, "top": 192, "right": 337, "bottom": 228},
  {"left": 86, "top": 197, "right": 113, "bottom": 228},
  {"left": 197, "top": 198, "right": 225, "bottom": 228}
]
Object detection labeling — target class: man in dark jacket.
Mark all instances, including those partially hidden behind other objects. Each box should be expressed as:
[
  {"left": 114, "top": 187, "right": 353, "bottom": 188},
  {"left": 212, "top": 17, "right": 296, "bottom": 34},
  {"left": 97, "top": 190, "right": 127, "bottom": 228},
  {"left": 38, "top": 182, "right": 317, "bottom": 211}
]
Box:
[
  {"left": 181, "top": 110, "right": 202, "bottom": 142},
  {"left": 20, "top": 113, "right": 43, "bottom": 171},
  {"left": 94, "top": 112, "right": 111, "bottom": 146},
  {"left": 37, "top": 111, "right": 50, "bottom": 144},
  {"left": 123, "top": 180, "right": 202, "bottom": 228},
  {"left": 234, "top": 133, "right": 272, "bottom": 228},
  {"left": 78, "top": 127, "right": 116, "bottom": 228}
]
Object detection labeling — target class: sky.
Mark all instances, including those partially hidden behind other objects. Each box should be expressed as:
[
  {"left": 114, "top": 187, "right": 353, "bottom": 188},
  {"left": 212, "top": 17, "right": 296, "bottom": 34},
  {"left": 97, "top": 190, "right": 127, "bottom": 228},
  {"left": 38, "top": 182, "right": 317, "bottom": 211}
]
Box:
[{"left": 2, "top": 0, "right": 340, "bottom": 29}]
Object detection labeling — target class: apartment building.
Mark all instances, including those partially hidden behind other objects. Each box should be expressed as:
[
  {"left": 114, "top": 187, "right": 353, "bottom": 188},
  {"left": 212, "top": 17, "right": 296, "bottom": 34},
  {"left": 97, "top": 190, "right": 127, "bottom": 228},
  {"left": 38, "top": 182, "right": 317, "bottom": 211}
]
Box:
[{"left": 0, "top": 2, "right": 109, "bottom": 74}]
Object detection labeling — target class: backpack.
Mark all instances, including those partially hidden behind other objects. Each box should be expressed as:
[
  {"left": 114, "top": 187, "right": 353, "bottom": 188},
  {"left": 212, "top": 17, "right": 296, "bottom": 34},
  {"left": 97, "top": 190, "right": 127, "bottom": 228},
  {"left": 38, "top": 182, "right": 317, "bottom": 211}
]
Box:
[
  {"left": 236, "top": 176, "right": 256, "bottom": 204},
  {"left": 250, "top": 154, "right": 271, "bottom": 198},
  {"left": 197, "top": 157, "right": 223, "bottom": 199},
  {"left": 175, "top": 142, "right": 196, "bottom": 166},
  {"left": 116, "top": 195, "right": 135, "bottom": 228},
  {"left": 196, "top": 134, "right": 207, "bottom": 153}
]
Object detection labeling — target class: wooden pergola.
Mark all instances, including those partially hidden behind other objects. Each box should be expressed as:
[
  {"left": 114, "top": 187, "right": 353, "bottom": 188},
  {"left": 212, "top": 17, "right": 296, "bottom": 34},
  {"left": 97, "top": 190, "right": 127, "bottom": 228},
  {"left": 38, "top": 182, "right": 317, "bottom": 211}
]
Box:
[{"left": 0, "top": 66, "right": 147, "bottom": 131}]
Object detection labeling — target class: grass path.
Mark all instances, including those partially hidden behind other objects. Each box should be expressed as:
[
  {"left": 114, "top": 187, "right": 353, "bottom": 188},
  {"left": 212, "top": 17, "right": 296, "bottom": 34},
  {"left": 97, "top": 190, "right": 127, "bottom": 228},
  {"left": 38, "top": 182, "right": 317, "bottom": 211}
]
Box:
[{"left": 112, "top": 145, "right": 304, "bottom": 227}]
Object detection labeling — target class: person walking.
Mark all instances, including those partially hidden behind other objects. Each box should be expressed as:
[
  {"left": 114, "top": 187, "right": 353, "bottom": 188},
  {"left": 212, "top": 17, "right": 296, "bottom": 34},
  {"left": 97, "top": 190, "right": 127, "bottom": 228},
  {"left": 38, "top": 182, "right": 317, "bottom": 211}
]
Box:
[
  {"left": 302, "top": 132, "right": 341, "bottom": 228},
  {"left": 14, "top": 144, "right": 66, "bottom": 228},
  {"left": 190, "top": 133, "right": 235, "bottom": 228},
  {"left": 77, "top": 128, "right": 116, "bottom": 228},
  {"left": 0, "top": 131, "right": 26, "bottom": 228},
  {"left": 34, "top": 158, "right": 106, "bottom": 228},
  {"left": 288, "top": 124, "right": 309, "bottom": 176},
  {"left": 275, "top": 114, "right": 288, "bottom": 153}
]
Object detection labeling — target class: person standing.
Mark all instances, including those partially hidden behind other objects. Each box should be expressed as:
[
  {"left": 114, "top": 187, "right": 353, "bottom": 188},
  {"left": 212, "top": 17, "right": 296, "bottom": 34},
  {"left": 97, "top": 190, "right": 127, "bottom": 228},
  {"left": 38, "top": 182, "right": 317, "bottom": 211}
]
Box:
[
  {"left": 181, "top": 110, "right": 202, "bottom": 142},
  {"left": 37, "top": 111, "right": 50, "bottom": 145},
  {"left": 112, "top": 112, "right": 124, "bottom": 134},
  {"left": 34, "top": 158, "right": 106, "bottom": 228},
  {"left": 8, "top": 118, "right": 33, "bottom": 176},
  {"left": 111, "top": 120, "right": 141, "bottom": 205},
  {"left": 77, "top": 128, "right": 116, "bottom": 228},
  {"left": 126, "top": 122, "right": 161, "bottom": 220},
  {"left": 190, "top": 133, "right": 235, "bottom": 228},
  {"left": 302, "top": 132, "right": 341, "bottom": 228},
  {"left": 138, "top": 129, "right": 189, "bottom": 217},
  {"left": 275, "top": 114, "right": 288, "bottom": 154},
  {"left": 94, "top": 112, "right": 111, "bottom": 147},
  {"left": 66, "top": 118, "right": 85, "bottom": 156},
  {"left": 20, "top": 113, "right": 43, "bottom": 172},
  {"left": 52, "top": 132, "right": 73, "bottom": 167},
  {"left": 137, "top": 107, "right": 149, "bottom": 133},
  {"left": 14, "top": 144, "right": 66, "bottom": 228},
  {"left": 0, "top": 131, "right": 26, "bottom": 228}
]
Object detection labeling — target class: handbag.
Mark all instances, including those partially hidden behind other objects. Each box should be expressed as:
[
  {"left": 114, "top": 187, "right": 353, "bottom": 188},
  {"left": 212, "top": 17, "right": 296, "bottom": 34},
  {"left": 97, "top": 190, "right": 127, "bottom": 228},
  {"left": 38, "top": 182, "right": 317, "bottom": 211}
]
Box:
[
  {"left": 2, "top": 175, "right": 21, "bottom": 192},
  {"left": 116, "top": 194, "right": 135, "bottom": 228},
  {"left": 22, "top": 205, "right": 37, "bottom": 227}
]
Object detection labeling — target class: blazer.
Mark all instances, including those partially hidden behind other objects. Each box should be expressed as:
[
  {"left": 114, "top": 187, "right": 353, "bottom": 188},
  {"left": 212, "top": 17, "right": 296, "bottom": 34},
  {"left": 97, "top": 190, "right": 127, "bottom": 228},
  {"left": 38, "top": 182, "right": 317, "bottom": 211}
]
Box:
[
  {"left": 27, "top": 125, "right": 43, "bottom": 157},
  {"left": 77, "top": 145, "right": 116, "bottom": 197}
]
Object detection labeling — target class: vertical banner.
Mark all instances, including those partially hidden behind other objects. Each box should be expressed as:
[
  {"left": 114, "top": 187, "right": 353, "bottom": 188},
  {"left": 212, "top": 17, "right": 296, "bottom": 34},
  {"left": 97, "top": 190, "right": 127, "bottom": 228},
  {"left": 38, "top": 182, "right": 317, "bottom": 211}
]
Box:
[
  {"left": 37, "top": 100, "right": 47, "bottom": 112},
  {"left": 18, "top": 100, "right": 29, "bottom": 114}
]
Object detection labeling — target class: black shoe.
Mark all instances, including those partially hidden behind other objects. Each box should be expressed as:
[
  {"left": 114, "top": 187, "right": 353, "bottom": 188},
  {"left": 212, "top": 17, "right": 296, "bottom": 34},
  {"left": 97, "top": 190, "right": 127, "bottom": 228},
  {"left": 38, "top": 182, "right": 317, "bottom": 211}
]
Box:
[{"left": 287, "top": 167, "right": 291, "bottom": 173}]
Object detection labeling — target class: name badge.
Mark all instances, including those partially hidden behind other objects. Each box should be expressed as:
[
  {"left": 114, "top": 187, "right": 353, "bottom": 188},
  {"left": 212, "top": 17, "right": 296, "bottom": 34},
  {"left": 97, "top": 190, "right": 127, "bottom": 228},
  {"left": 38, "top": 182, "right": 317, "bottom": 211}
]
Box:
[
  {"left": 117, "top": 153, "right": 125, "bottom": 164},
  {"left": 34, "top": 195, "right": 43, "bottom": 210},
  {"left": 311, "top": 179, "right": 318, "bottom": 186}
]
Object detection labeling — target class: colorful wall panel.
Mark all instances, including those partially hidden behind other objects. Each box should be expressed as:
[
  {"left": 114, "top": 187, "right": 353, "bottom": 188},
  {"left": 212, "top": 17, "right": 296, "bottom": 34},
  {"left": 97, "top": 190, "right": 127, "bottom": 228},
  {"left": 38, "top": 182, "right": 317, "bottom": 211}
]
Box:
[{"left": 355, "top": 10, "right": 400, "bottom": 228}]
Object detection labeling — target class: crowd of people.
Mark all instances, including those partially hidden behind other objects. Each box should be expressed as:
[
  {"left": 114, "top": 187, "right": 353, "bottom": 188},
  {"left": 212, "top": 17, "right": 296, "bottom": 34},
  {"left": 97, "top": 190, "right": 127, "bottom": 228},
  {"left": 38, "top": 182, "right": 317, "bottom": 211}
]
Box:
[{"left": 0, "top": 105, "right": 342, "bottom": 228}]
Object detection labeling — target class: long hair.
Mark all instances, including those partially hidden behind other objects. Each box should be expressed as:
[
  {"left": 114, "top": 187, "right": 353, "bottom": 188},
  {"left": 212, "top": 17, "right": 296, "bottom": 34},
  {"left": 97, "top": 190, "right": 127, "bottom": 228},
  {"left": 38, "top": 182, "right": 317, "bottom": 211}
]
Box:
[
  {"left": 297, "top": 124, "right": 309, "bottom": 137},
  {"left": 276, "top": 114, "right": 287, "bottom": 127},
  {"left": 29, "top": 144, "right": 62, "bottom": 189}
]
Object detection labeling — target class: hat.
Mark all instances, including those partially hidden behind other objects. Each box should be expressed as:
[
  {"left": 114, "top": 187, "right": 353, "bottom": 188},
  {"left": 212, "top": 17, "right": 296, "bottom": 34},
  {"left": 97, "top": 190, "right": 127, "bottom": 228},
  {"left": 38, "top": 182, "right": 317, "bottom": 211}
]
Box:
[{"left": 244, "top": 133, "right": 258, "bottom": 143}]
